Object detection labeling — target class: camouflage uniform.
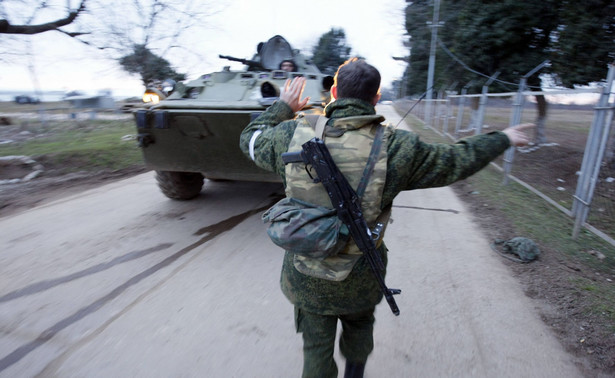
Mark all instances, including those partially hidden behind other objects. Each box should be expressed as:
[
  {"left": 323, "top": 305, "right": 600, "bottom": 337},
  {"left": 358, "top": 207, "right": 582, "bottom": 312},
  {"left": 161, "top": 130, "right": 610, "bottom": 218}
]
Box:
[{"left": 240, "top": 98, "right": 510, "bottom": 377}]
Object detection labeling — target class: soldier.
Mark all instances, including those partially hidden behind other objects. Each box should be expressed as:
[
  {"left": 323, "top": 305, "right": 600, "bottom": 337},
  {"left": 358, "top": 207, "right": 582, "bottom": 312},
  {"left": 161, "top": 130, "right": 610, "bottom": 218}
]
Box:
[
  {"left": 279, "top": 59, "right": 297, "bottom": 72},
  {"left": 240, "top": 58, "right": 533, "bottom": 378}
]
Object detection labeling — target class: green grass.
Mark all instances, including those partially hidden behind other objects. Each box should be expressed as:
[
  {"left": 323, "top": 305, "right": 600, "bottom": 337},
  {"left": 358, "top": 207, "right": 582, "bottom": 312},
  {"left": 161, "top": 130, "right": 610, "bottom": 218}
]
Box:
[
  {"left": 0, "top": 118, "right": 144, "bottom": 173},
  {"left": 464, "top": 168, "right": 615, "bottom": 328},
  {"left": 476, "top": 164, "right": 613, "bottom": 268},
  {"left": 574, "top": 277, "right": 615, "bottom": 330}
]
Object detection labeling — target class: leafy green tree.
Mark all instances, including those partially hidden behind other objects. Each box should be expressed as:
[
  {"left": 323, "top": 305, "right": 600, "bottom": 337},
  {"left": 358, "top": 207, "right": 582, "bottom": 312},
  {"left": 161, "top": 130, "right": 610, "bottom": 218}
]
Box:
[
  {"left": 444, "top": 0, "right": 559, "bottom": 142},
  {"left": 551, "top": 0, "right": 615, "bottom": 87},
  {"left": 119, "top": 45, "right": 186, "bottom": 86},
  {"left": 404, "top": 0, "right": 455, "bottom": 95},
  {"left": 406, "top": 0, "right": 560, "bottom": 91},
  {"left": 311, "top": 28, "right": 352, "bottom": 75},
  {"left": 404, "top": 0, "right": 615, "bottom": 144}
]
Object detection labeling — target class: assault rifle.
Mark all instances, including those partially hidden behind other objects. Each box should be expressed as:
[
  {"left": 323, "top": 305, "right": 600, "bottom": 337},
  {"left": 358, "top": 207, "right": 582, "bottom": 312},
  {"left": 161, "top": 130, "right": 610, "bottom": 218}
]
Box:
[{"left": 282, "top": 138, "right": 401, "bottom": 316}]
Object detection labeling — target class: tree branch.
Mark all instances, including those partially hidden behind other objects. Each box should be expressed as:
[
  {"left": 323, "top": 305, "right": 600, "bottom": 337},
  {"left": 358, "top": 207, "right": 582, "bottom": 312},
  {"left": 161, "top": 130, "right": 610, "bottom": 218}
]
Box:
[
  {"left": 0, "top": 0, "right": 87, "bottom": 35},
  {"left": 56, "top": 29, "right": 91, "bottom": 38}
]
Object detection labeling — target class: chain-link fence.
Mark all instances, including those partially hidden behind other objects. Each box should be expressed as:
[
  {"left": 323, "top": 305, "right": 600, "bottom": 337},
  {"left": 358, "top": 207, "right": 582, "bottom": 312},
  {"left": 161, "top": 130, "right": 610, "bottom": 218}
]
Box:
[{"left": 405, "top": 78, "right": 615, "bottom": 245}]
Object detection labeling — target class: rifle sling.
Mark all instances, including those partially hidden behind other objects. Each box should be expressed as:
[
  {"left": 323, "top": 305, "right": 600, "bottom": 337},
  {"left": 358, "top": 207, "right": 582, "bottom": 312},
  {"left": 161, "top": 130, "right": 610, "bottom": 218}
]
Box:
[
  {"left": 304, "top": 115, "right": 388, "bottom": 244},
  {"left": 305, "top": 115, "right": 384, "bottom": 201},
  {"left": 356, "top": 124, "right": 384, "bottom": 199}
]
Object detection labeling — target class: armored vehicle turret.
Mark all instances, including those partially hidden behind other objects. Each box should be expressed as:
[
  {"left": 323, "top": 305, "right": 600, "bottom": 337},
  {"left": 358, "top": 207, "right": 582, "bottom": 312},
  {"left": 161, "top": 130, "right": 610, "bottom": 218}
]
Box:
[{"left": 134, "top": 35, "right": 333, "bottom": 199}]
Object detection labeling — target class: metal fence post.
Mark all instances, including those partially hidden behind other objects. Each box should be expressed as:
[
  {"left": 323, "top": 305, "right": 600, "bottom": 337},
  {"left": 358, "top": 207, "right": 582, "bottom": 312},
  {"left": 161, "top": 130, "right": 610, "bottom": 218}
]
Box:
[
  {"left": 475, "top": 85, "right": 488, "bottom": 135},
  {"left": 502, "top": 78, "right": 526, "bottom": 185},
  {"left": 572, "top": 64, "right": 615, "bottom": 217},
  {"left": 502, "top": 62, "right": 548, "bottom": 185},
  {"left": 572, "top": 63, "right": 615, "bottom": 238},
  {"left": 437, "top": 90, "right": 444, "bottom": 132},
  {"left": 426, "top": 100, "right": 436, "bottom": 128},
  {"left": 417, "top": 99, "right": 424, "bottom": 121},
  {"left": 454, "top": 88, "right": 467, "bottom": 138},
  {"left": 444, "top": 97, "right": 452, "bottom": 136},
  {"left": 476, "top": 72, "right": 499, "bottom": 135}
]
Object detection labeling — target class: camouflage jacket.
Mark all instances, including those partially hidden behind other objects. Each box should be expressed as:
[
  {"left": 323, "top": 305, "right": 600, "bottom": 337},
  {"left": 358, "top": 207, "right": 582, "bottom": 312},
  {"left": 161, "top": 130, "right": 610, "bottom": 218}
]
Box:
[{"left": 240, "top": 98, "right": 510, "bottom": 315}]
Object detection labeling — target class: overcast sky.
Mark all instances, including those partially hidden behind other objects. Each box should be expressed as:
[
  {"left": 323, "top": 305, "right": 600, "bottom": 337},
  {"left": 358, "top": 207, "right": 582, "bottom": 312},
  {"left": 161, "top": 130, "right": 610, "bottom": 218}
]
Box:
[{"left": 1, "top": 0, "right": 408, "bottom": 98}]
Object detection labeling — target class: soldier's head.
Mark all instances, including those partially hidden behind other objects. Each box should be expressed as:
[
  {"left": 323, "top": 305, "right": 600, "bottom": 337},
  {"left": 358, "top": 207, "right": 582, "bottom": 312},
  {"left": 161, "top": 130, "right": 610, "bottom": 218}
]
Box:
[
  {"left": 332, "top": 58, "right": 381, "bottom": 105},
  {"left": 279, "top": 59, "right": 297, "bottom": 72}
]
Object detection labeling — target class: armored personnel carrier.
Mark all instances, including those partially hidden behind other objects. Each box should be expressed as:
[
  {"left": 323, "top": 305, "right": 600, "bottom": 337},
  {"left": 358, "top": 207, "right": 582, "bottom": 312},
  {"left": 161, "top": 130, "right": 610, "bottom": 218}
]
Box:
[{"left": 134, "top": 35, "right": 333, "bottom": 199}]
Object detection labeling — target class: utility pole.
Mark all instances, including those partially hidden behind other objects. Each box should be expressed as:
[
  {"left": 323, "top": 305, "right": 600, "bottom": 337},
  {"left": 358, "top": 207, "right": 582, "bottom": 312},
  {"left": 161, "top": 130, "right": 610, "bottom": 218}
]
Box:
[
  {"left": 425, "top": 0, "right": 442, "bottom": 126},
  {"left": 392, "top": 55, "right": 411, "bottom": 98}
]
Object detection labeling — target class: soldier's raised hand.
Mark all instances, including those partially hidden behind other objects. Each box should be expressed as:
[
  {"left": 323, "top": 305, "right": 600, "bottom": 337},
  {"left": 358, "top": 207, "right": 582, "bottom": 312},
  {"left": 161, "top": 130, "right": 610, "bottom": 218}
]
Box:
[{"left": 280, "top": 77, "right": 310, "bottom": 113}]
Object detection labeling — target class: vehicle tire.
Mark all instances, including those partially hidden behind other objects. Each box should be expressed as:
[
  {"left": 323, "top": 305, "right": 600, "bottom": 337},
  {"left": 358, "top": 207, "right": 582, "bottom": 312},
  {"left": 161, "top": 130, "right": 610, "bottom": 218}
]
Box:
[{"left": 155, "top": 171, "right": 204, "bottom": 200}]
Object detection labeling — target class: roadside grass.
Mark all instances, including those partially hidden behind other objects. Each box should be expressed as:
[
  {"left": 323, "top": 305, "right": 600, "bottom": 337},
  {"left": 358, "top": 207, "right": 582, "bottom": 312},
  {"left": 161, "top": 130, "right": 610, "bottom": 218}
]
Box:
[
  {"left": 0, "top": 118, "right": 144, "bottom": 173},
  {"left": 481, "top": 107, "right": 595, "bottom": 132},
  {"left": 0, "top": 101, "right": 75, "bottom": 114},
  {"left": 471, "top": 167, "right": 615, "bottom": 272},
  {"left": 399, "top": 111, "right": 615, "bottom": 330}
]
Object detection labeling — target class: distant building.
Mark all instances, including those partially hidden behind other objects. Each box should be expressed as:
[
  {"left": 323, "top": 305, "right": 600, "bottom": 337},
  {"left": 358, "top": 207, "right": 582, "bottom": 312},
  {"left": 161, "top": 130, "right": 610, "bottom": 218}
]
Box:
[
  {"left": 14, "top": 95, "right": 40, "bottom": 104},
  {"left": 63, "top": 90, "right": 115, "bottom": 109}
]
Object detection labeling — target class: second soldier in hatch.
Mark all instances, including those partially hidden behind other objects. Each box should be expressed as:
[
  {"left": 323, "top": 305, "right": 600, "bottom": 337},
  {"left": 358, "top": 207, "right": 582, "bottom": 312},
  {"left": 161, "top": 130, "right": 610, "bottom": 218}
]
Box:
[{"left": 240, "top": 58, "right": 533, "bottom": 378}]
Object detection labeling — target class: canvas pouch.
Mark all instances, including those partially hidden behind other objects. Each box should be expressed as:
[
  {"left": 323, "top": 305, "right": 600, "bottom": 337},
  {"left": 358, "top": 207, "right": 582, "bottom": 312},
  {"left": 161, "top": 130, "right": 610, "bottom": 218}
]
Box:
[{"left": 262, "top": 197, "right": 350, "bottom": 259}]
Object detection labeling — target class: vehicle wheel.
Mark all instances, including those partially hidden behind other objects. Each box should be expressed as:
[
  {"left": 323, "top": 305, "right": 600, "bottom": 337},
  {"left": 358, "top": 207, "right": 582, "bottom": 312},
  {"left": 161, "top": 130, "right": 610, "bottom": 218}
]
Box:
[{"left": 155, "top": 171, "right": 204, "bottom": 200}]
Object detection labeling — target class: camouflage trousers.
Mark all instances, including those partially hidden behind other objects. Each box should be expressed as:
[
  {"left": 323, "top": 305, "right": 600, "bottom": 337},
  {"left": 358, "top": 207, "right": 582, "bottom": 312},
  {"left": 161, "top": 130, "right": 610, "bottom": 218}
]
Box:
[{"left": 294, "top": 306, "right": 375, "bottom": 378}]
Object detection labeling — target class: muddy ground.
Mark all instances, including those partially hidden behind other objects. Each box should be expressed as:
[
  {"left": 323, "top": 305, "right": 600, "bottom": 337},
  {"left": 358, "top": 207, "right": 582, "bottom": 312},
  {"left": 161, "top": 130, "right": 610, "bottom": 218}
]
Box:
[{"left": 0, "top": 159, "right": 148, "bottom": 218}]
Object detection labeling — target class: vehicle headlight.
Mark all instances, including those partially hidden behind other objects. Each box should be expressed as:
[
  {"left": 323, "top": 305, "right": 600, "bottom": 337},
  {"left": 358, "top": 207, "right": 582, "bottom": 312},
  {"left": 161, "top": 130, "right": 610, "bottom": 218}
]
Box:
[{"left": 143, "top": 92, "right": 160, "bottom": 103}]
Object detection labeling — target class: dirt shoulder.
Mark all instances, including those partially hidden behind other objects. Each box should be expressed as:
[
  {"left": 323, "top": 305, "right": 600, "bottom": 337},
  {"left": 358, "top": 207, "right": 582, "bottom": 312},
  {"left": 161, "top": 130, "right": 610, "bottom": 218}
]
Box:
[
  {"left": 0, "top": 164, "right": 148, "bottom": 218},
  {"left": 453, "top": 178, "right": 615, "bottom": 376}
]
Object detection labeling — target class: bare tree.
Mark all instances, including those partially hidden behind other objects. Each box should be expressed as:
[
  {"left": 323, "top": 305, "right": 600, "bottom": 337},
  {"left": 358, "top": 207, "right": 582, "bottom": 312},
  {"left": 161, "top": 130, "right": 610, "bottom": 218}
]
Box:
[
  {"left": 88, "top": 0, "right": 221, "bottom": 85},
  {"left": 1, "top": 0, "right": 222, "bottom": 91},
  {"left": 72, "top": 1, "right": 216, "bottom": 52},
  {"left": 1, "top": 0, "right": 90, "bottom": 108},
  {"left": 0, "top": 0, "right": 87, "bottom": 35}
]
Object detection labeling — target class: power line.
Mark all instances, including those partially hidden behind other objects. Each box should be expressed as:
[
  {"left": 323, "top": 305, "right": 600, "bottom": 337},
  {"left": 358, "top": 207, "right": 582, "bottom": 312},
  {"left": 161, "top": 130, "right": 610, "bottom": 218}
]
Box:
[{"left": 436, "top": 38, "right": 542, "bottom": 90}]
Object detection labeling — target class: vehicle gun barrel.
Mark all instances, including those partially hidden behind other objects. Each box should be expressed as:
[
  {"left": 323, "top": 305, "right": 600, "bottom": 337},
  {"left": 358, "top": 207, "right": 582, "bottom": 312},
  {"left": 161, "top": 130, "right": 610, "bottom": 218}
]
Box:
[{"left": 218, "top": 55, "right": 264, "bottom": 70}]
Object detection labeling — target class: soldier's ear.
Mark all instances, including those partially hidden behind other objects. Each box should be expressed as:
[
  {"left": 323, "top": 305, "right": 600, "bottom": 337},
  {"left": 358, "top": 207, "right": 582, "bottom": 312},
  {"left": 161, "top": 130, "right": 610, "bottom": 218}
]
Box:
[
  {"left": 331, "top": 85, "right": 337, "bottom": 100},
  {"left": 371, "top": 93, "right": 381, "bottom": 106}
]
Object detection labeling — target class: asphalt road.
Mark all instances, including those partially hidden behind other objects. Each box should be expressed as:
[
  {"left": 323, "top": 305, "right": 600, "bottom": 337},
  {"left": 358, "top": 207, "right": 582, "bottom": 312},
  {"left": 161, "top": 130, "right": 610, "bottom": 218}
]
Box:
[{"left": 0, "top": 105, "right": 583, "bottom": 377}]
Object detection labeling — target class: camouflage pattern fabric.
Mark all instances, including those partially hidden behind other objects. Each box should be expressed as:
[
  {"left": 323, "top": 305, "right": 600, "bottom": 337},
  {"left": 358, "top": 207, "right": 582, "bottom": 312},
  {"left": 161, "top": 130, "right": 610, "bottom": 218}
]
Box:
[
  {"left": 262, "top": 196, "right": 350, "bottom": 259},
  {"left": 283, "top": 114, "right": 391, "bottom": 281},
  {"left": 295, "top": 306, "right": 375, "bottom": 377},
  {"left": 240, "top": 98, "right": 511, "bottom": 315},
  {"left": 281, "top": 244, "right": 389, "bottom": 315},
  {"left": 493, "top": 237, "right": 541, "bottom": 262}
]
